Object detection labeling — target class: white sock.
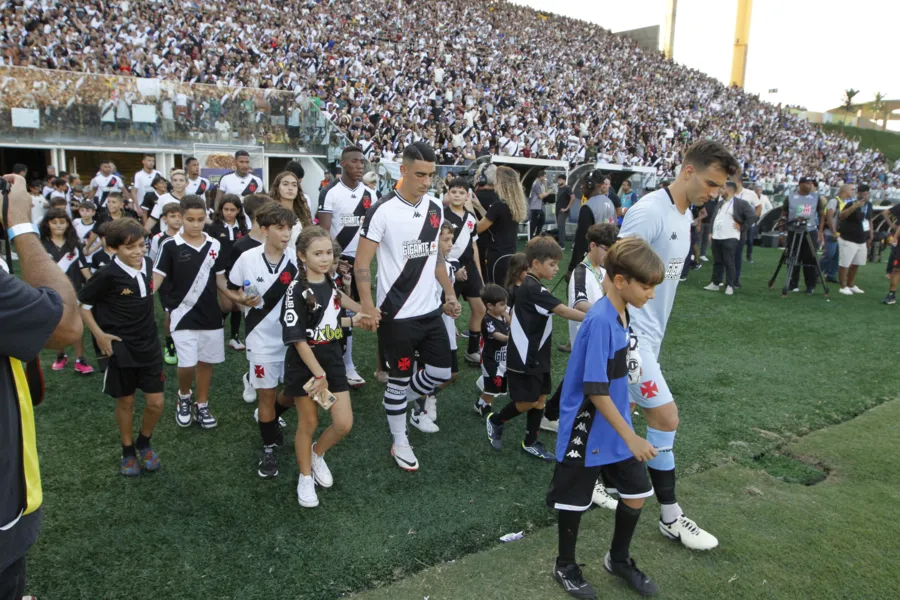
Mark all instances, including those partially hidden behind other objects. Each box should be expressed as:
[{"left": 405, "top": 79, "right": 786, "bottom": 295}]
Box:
[
  {"left": 196, "top": 401, "right": 208, "bottom": 409},
  {"left": 343, "top": 335, "right": 355, "bottom": 372},
  {"left": 387, "top": 412, "right": 407, "bottom": 438},
  {"left": 178, "top": 390, "right": 192, "bottom": 400},
  {"left": 660, "top": 502, "right": 683, "bottom": 524}
]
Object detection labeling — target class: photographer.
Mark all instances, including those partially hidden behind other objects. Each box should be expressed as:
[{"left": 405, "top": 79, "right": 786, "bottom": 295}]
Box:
[
  {"left": 0, "top": 174, "right": 83, "bottom": 599},
  {"left": 837, "top": 183, "right": 873, "bottom": 295},
  {"left": 782, "top": 177, "right": 825, "bottom": 294}
]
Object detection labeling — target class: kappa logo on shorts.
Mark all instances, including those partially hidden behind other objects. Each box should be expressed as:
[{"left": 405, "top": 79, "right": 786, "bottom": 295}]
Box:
[
  {"left": 640, "top": 380, "right": 659, "bottom": 398},
  {"left": 255, "top": 365, "right": 266, "bottom": 378},
  {"left": 397, "top": 356, "right": 412, "bottom": 371}
]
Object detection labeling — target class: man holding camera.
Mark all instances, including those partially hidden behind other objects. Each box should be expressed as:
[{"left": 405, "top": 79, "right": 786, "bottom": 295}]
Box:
[
  {"left": 782, "top": 177, "right": 825, "bottom": 294},
  {"left": 0, "top": 174, "right": 83, "bottom": 599},
  {"left": 837, "top": 183, "right": 873, "bottom": 296}
]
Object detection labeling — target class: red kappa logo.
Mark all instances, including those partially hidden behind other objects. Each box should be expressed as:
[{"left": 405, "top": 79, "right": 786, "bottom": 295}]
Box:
[
  {"left": 397, "top": 356, "right": 412, "bottom": 372},
  {"left": 254, "top": 365, "right": 266, "bottom": 378},
  {"left": 640, "top": 381, "right": 659, "bottom": 399},
  {"left": 429, "top": 213, "right": 440, "bottom": 228},
  {"left": 279, "top": 271, "right": 292, "bottom": 284}
]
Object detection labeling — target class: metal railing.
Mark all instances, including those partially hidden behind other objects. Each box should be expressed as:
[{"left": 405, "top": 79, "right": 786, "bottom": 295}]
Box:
[{"left": 0, "top": 66, "right": 350, "bottom": 155}]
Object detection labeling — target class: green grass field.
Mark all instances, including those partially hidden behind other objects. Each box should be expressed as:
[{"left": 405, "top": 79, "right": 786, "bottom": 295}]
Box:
[{"left": 27, "top": 245, "right": 900, "bottom": 599}]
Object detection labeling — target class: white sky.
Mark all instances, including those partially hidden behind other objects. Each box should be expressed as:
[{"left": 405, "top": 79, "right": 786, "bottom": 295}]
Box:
[{"left": 512, "top": 0, "right": 899, "bottom": 117}]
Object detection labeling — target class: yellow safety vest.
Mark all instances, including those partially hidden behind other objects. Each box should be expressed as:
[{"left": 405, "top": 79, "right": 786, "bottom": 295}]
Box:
[{"left": 9, "top": 357, "right": 42, "bottom": 516}]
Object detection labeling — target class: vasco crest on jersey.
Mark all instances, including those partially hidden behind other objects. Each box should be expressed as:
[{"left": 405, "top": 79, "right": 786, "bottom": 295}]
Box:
[{"left": 428, "top": 210, "right": 440, "bottom": 229}]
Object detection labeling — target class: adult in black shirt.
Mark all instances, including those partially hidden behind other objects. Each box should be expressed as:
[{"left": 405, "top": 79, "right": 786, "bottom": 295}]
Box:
[
  {"left": 554, "top": 174, "right": 574, "bottom": 250},
  {"left": 837, "top": 184, "right": 873, "bottom": 293},
  {"left": 475, "top": 166, "right": 527, "bottom": 284},
  {"left": 469, "top": 164, "right": 499, "bottom": 279},
  {"left": 882, "top": 202, "right": 900, "bottom": 304}
]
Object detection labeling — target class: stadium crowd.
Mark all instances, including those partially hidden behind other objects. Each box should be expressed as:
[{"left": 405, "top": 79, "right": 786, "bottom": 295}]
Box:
[{"left": 1, "top": 0, "right": 899, "bottom": 196}]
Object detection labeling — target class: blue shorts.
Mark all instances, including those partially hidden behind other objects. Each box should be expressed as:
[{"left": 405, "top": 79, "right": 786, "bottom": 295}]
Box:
[{"left": 628, "top": 347, "right": 674, "bottom": 409}]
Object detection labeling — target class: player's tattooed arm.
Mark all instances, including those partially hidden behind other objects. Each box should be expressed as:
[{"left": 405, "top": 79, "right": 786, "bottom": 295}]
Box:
[{"left": 355, "top": 267, "right": 371, "bottom": 285}]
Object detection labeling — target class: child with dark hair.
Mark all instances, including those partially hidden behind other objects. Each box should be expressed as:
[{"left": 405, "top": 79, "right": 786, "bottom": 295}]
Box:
[
  {"left": 504, "top": 252, "right": 529, "bottom": 309},
  {"left": 475, "top": 283, "right": 509, "bottom": 418},
  {"left": 89, "top": 223, "right": 114, "bottom": 273},
  {"left": 40, "top": 207, "right": 94, "bottom": 374},
  {"left": 149, "top": 202, "right": 184, "bottom": 364},
  {"left": 78, "top": 219, "right": 165, "bottom": 476},
  {"left": 486, "top": 237, "right": 584, "bottom": 461},
  {"left": 206, "top": 193, "right": 249, "bottom": 350}
]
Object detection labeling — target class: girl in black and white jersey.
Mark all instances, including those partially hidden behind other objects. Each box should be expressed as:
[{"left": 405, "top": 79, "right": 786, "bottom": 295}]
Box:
[
  {"left": 207, "top": 194, "right": 248, "bottom": 350},
  {"left": 281, "top": 226, "right": 366, "bottom": 509}
]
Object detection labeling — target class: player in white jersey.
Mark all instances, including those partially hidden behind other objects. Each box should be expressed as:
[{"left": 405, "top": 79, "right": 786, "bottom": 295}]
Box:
[
  {"left": 88, "top": 160, "right": 126, "bottom": 209},
  {"left": 132, "top": 153, "right": 161, "bottom": 217},
  {"left": 184, "top": 157, "right": 211, "bottom": 198},
  {"left": 618, "top": 140, "right": 739, "bottom": 551},
  {"left": 216, "top": 150, "right": 263, "bottom": 204},
  {"left": 316, "top": 146, "right": 376, "bottom": 387},
  {"left": 355, "top": 142, "right": 461, "bottom": 472}
]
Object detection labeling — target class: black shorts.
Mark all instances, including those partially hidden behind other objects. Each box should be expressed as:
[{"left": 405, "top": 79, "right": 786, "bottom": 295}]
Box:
[
  {"left": 482, "top": 371, "right": 507, "bottom": 395},
  {"left": 599, "top": 457, "right": 654, "bottom": 499},
  {"left": 507, "top": 371, "right": 551, "bottom": 403},
  {"left": 378, "top": 313, "right": 451, "bottom": 378},
  {"left": 453, "top": 262, "right": 484, "bottom": 300},
  {"left": 450, "top": 348, "right": 458, "bottom": 374},
  {"left": 889, "top": 244, "right": 900, "bottom": 272},
  {"left": 546, "top": 462, "right": 602, "bottom": 511},
  {"left": 284, "top": 342, "right": 349, "bottom": 397},
  {"left": 103, "top": 360, "right": 165, "bottom": 399}
]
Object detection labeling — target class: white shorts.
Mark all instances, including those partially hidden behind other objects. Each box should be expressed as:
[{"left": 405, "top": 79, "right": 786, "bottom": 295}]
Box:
[
  {"left": 250, "top": 361, "right": 285, "bottom": 390},
  {"left": 171, "top": 328, "right": 225, "bottom": 368},
  {"left": 628, "top": 347, "right": 674, "bottom": 409},
  {"left": 838, "top": 238, "right": 867, "bottom": 268}
]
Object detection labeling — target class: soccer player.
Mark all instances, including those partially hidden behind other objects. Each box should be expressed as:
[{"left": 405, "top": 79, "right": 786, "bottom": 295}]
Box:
[
  {"left": 476, "top": 283, "right": 509, "bottom": 418},
  {"left": 221, "top": 204, "right": 298, "bottom": 479},
  {"left": 73, "top": 201, "right": 98, "bottom": 259},
  {"left": 149, "top": 202, "right": 184, "bottom": 364},
  {"left": 152, "top": 195, "right": 228, "bottom": 430},
  {"left": 88, "top": 160, "right": 125, "bottom": 210},
  {"left": 444, "top": 178, "right": 485, "bottom": 365},
  {"left": 548, "top": 236, "right": 664, "bottom": 598},
  {"left": 881, "top": 200, "right": 900, "bottom": 305},
  {"left": 316, "top": 146, "right": 378, "bottom": 388},
  {"left": 618, "top": 140, "right": 739, "bottom": 550},
  {"left": 485, "top": 237, "right": 584, "bottom": 461},
  {"left": 184, "top": 156, "right": 211, "bottom": 198},
  {"left": 78, "top": 218, "right": 165, "bottom": 476},
  {"left": 145, "top": 170, "right": 188, "bottom": 234},
  {"left": 355, "top": 142, "right": 461, "bottom": 471},
  {"left": 216, "top": 150, "right": 263, "bottom": 204},
  {"left": 131, "top": 153, "right": 161, "bottom": 218}
]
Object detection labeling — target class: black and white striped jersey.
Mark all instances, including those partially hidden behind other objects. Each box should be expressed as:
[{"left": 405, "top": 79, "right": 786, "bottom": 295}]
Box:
[
  {"left": 152, "top": 232, "right": 227, "bottom": 331},
  {"left": 316, "top": 179, "right": 376, "bottom": 257},
  {"left": 508, "top": 274, "right": 562, "bottom": 373},
  {"left": 444, "top": 208, "right": 478, "bottom": 266},
  {"left": 360, "top": 190, "right": 444, "bottom": 321}
]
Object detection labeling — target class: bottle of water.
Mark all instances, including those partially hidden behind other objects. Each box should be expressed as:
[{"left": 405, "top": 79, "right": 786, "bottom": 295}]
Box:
[{"left": 243, "top": 279, "right": 262, "bottom": 309}]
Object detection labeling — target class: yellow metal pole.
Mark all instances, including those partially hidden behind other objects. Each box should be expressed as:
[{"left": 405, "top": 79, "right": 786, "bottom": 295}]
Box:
[
  {"left": 730, "top": 0, "right": 753, "bottom": 88},
  {"left": 662, "top": 0, "right": 677, "bottom": 60}
]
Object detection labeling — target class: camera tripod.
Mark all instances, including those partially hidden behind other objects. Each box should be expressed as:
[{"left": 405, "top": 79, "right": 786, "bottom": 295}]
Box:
[{"left": 768, "top": 219, "right": 830, "bottom": 299}]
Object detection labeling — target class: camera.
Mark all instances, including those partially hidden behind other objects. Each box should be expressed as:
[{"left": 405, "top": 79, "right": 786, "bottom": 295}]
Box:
[{"left": 785, "top": 218, "right": 808, "bottom": 234}]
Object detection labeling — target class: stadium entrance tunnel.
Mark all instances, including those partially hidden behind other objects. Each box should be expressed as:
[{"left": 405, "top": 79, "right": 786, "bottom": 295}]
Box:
[{"left": 751, "top": 451, "right": 830, "bottom": 485}]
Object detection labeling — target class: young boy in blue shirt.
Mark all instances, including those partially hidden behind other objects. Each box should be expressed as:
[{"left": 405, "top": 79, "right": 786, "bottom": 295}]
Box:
[{"left": 547, "top": 236, "right": 665, "bottom": 598}]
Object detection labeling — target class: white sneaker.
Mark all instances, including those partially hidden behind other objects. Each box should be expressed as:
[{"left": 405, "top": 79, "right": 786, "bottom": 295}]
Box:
[
  {"left": 296, "top": 474, "right": 319, "bottom": 508},
  {"left": 346, "top": 369, "right": 366, "bottom": 388},
  {"left": 850, "top": 285, "right": 865, "bottom": 294},
  {"left": 725, "top": 286, "right": 734, "bottom": 296},
  {"left": 659, "top": 514, "right": 719, "bottom": 550},
  {"left": 592, "top": 480, "right": 618, "bottom": 510},
  {"left": 703, "top": 283, "right": 720, "bottom": 291},
  {"left": 791, "top": 288, "right": 801, "bottom": 293},
  {"left": 839, "top": 287, "right": 854, "bottom": 295},
  {"left": 699, "top": 256, "right": 708, "bottom": 262},
  {"left": 540, "top": 416, "right": 559, "bottom": 433},
  {"left": 311, "top": 443, "right": 333, "bottom": 488},
  {"left": 242, "top": 372, "right": 256, "bottom": 403},
  {"left": 228, "top": 338, "right": 246, "bottom": 351},
  {"left": 424, "top": 395, "right": 438, "bottom": 422},
  {"left": 253, "top": 407, "right": 287, "bottom": 428},
  {"left": 463, "top": 351, "right": 481, "bottom": 365},
  {"left": 410, "top": 408, "right": 439, "bottom": 433},
  {"left": 391, "top": 442, "right": 419, "bottom": 471}
]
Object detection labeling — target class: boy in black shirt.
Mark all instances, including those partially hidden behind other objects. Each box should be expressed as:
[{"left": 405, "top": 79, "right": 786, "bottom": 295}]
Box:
[
  {"left": 476, "top": 284, "right": 509, "bottom": 418},
  {"left": 152, "top": 195, "right": 228, "bottom": 430},
  {"left": 89, "top": 223, "right": 114, "bottom": 273},
  {"left": 149, "top": 202, "right": 184, "bottom": 364},
  {"left": 78, "top": 219, "right": 165, "bottom": 476},
  {"left": 486, "top": 237, "right": 584, "bottom": 461}
]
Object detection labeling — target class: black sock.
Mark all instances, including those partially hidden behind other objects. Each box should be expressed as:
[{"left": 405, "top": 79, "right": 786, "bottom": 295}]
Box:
[
  {"left": 221, "top": 310, "right": 229, "bottom": 326},
  {"left": 524, "top": 407, "right": 544, "bottom": 446},
  {"left": 57, "top": 352, "right": 65, "bottom": 360},
  {"left": 259, "top": 418, "right": 279, "bottom": 447},
  {"left": 610, "top": 502, "right": 642, "bottom": 563},
  {"left": 165, "top": 336, "right": 174, "bottom": 349},
  {"left": 544, "top": 381, "right": 563, "bottom": 421},
  {"left": 230, "top": 311, "right": 242, "bottom": 339},
  {"left": 491, "top": 399, "right": 522, "bottom": 425},
  {"left": 122, "top": 444, "right": 137, "bottom": 458},
  {"left": 648, "top": 467, "right": 677, "bottom": 506},
  {"left": 274, "top": 401, "right": 292, "bottom": 419},
  {"left": 415, "top": 396, "right": 427, "bottom": 412},
  {"left": 135, "top": 433, "right": 151, "bottom": 449},
  {"left": 467, "top": 331, "right": 481, "bottom": 354},
  {"left": 557, "top": 510, "right": 582, "bottom": 566}
]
